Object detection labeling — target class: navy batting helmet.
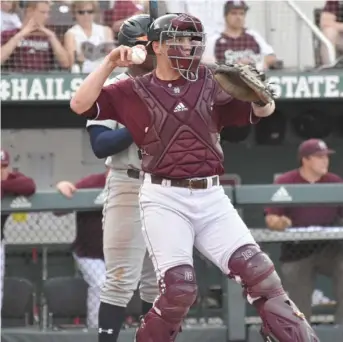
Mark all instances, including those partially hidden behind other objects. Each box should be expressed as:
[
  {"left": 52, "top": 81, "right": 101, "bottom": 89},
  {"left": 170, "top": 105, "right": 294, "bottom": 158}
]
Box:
[{"left": 118, "top": 14, "right": 151, "bottom": 47}]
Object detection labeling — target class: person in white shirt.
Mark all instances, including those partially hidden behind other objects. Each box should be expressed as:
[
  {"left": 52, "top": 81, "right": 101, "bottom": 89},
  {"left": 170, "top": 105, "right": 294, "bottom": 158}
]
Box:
[
  {"left": 64, "top": 1, "right": 114, "bottom": 73},
  {"left": 214, "top": 0, "right": 277, "bottom": 70},
  {"left": 1, "top": 1, "right": 22, "bottom": 32}
]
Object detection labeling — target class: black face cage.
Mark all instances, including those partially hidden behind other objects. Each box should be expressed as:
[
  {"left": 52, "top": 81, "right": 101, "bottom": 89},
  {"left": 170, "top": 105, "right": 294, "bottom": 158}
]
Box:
[{"left": 158, "top": 17, "right": 206, "bottom": 82}]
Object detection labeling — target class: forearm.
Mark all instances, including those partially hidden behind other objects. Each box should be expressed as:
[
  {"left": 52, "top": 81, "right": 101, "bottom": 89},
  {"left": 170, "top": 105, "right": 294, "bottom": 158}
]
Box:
[
  {"left": 252, "top": 101, "right": 275, "bottom": 117},
  {"left": 49, "top": 35, "right": 70, "bottom": 68},
  {"left": 0, "top": 32, "right": 23, "bottom": 63},
  {"left": 264, "top": 54, "right": 277, "bottom": 69},
  {"left": 70, "top": 56, "right": 116, "bottom": 114}
]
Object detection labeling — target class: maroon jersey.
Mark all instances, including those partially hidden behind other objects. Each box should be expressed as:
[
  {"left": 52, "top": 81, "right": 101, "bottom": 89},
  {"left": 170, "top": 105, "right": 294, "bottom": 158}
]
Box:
[
  {"left": 265, "top": 169, "right": 343, "bottom": 262},
  {"left": 1, "top": 29, "right": 55, "bottom": 72},
  {"left": 72, "top": 173, "right": 107, "bottom": 259},
  {"left": 214, "top": 29, "right": 274, "bottom": 65},
  {"left": 1, "top": 172, "right": 36, "bottom": 241},
  {"left": 265, "top": 169, "right": 343, "bottom": 226},
  {"left": 89, "top": 66, "right": 258, "bottom": 179}
]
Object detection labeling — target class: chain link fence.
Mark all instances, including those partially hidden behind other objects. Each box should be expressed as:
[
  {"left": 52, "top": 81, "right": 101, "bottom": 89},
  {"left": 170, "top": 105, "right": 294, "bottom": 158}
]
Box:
[{"left": 2, "top": 206, "right": 342, "bottom": 330}]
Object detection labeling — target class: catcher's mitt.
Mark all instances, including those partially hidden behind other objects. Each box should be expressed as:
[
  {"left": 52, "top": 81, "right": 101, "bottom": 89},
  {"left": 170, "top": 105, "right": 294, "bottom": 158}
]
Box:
[{"left": 214, "top": 64, "right": 275, "bottom": 104}]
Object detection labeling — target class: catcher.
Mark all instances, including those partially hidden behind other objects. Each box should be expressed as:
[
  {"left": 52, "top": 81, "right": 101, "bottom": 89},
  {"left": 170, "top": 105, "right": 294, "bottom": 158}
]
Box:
[{"left": 71, "top": 13, "right": 319, "bottom": 342}]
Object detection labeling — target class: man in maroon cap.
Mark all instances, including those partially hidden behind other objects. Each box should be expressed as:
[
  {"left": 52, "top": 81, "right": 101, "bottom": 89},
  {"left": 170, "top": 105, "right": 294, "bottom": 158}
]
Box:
[
  {"left": 265, "top": 139, "right": 343, "bottom": 324},
  {"left": 1, "top": 149, "right": 36, "bottom": 314}
]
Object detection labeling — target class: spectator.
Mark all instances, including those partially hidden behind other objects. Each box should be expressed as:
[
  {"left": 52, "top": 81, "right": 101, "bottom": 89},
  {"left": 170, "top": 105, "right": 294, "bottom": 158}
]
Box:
[
  {"left": 1, "top": 1, "right": 22, "bottom": 33},
  {"left": 264, "top": 139, "right": 343, "bottom": 324},
  {"left": 107, "top": 1, "right": 142, "bottom": 36},
  {"left": 56, "top": 172, "right": 107, "bottom": 328},
  {"left": 214, "top": 1, "right": 276, "bottom": 70},
  {"left": 1, "top": 149, "right": 36, "bottom": 316},
  {"left": 1, "top": 0, "right": 69, "bottom": 71},
  {"left": 64, "top": 1, "right": 114, "bottom": 73},
  {"left": 320, "top": 0, "right": 343, "bottom": 64}
]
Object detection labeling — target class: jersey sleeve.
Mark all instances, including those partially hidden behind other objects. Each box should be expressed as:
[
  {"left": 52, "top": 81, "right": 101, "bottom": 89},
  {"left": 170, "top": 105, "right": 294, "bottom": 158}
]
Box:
[
  {"left": 215, "top": 99, "right": 259, "bottom": 127},
  {"left": 86, "top": 119, "right": 117, "bottom": 130},
  {"left": 86, "top": 78, "right": 133, "bottom": 123},
  {"left": 75, "top": 173, "right": 106, "bottom": 189}
]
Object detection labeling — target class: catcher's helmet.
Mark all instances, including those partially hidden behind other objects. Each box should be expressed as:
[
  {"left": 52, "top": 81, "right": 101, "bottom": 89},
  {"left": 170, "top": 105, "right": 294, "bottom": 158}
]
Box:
[
  {"left": 147, "top": 13, "right": 206, "bottom": 82},
  {"left": 118, "top": 14, "right": 151, "bottom": 47}
]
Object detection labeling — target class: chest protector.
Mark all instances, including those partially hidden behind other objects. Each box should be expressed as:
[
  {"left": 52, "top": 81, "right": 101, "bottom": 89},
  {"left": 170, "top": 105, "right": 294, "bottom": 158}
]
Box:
[{"left": 132, "top": 66, "right": 224, "bottom": 179}]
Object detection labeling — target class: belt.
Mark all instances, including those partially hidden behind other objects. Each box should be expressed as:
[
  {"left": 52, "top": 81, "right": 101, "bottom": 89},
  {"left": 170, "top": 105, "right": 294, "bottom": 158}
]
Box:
[{"left": 127, "top": 169, "right": 219, "bottom": 189}]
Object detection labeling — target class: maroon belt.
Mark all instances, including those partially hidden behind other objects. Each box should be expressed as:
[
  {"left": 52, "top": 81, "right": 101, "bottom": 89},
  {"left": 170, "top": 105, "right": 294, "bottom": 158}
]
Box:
[{"left": 127, "top": 169, "right": 219, "bottom": 189}]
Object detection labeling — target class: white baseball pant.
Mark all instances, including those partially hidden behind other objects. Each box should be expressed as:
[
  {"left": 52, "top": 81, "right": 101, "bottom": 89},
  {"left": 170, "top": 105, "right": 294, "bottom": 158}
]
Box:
[
  {"left": 139, "top": 174, "right": 258, "bottom": 280},
  {"left": 74, "top": 255, "right": 106, "bottom": 328}
]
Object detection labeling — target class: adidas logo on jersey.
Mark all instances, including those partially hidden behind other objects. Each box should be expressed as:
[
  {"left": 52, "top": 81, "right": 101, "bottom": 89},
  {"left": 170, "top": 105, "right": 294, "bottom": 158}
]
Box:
[
  {"left": 10, "top": 196, "right": 32, "bottom": 209},
  {"left": 271, "top": 186, "right": 292, "bottom": 202},
  {"left": 174, "top": 102, "right": 188, "bottom": 112}
]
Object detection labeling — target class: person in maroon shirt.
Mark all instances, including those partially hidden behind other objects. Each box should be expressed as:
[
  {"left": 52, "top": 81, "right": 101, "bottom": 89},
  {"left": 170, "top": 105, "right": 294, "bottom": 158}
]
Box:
[
  {"left": 106, "top": 0, "right": 142, "bottom": 37},
  {"left": 320, "top": 0, "right": 343, "bottom": 64},
  {"left": 1, "top": 149, "right": 36, "bottom": 314},
  {"left": 214, "top": 1, "right": 276, "bottom": 70},
  {"left": 265, "top": 138, "right": 343, "bottom": 324},
  {"left": 56, "top": 171, "right": 107, "bottom": 328},
  {"left": 1, "top": 1, "right": 69, "bottom": 72},
  {"left": 70, "top": 13, "right": 319, "bottom": 342}
]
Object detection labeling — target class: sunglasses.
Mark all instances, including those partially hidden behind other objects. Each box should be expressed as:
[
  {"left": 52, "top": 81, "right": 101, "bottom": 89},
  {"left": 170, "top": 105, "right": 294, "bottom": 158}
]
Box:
[{"left": 77, "top": 10, "right": 94, "bottom": 15}]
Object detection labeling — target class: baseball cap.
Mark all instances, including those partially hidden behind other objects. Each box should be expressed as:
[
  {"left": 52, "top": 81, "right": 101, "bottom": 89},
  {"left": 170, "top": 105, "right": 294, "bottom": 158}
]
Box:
[
  {"left": 1, "top": 149, "right": 10, "bottom": 167},
  {"left": 298, "top": 139, "right": 335, "bottom": 159},
  {"left": 224, "top": 0, "right": 249, "bottom": 16}
]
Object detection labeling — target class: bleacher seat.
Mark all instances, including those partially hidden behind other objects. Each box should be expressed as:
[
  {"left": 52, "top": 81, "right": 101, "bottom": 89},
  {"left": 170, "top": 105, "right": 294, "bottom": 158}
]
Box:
[
  {"left": 1, "top": 277, "right": 35, "bottom": 327},
  {"left": 43, "top": 276, "right": 88, "bottom": 328}
]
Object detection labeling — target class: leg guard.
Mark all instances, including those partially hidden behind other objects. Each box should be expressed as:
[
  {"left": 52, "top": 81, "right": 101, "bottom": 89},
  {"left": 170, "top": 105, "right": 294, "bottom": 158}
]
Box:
[
  {"left": 228, "top": 244, "right": 320, "bottom": 342},
  {"left": 135, "top": 265, "right": 197, "bottom": 342}
]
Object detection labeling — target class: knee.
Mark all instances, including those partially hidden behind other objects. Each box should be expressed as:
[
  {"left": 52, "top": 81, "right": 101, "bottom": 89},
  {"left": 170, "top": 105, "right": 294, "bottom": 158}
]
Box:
[
  {"left": 228, "top": 244, "right": 284, "bottom": 299},
  {"left": 160, "top": 264, "right": 198, "bottom": 308}
]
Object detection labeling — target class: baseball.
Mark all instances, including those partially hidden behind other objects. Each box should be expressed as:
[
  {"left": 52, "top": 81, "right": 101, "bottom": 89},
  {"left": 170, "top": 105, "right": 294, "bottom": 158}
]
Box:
[{"left": 131, "top": 46, "right": 146, "bottom": 65}]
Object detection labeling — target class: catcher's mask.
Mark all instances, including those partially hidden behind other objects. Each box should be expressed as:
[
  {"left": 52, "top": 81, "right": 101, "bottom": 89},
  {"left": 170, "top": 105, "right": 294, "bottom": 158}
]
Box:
[{"left": 148, "top": 13, "right": 206, "bottom": 82}]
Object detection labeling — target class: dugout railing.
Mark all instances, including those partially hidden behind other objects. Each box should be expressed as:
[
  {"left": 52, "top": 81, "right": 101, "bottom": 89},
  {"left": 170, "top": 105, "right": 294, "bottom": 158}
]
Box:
[{"left": 1, "top": 184, "right": 343, "bottom": 342}]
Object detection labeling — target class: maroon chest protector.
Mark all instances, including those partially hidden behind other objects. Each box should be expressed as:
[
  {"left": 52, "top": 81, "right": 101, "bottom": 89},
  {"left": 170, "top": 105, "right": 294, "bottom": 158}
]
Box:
[{"left": 132, "top": 66, "right": 224, "bottom": 179}]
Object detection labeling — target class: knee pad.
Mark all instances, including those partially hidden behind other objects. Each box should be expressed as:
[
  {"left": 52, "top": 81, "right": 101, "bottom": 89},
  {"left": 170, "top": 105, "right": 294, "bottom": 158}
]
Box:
[
  {"left": 229, "top": 245, "right": 320, "bottom": 342},
  {"left": 135, "top": 265, "right": 197, "bottom": 342},
  {"left": 228, "top": 244, "right": 284, "bottom": 300}
]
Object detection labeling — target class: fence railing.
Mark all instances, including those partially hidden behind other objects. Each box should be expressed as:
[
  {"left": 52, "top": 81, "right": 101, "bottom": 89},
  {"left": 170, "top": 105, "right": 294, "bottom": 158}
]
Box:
[
  {"left": 1, "top": 184, "right": 343, "bottom": 341},
  {"left": 2, "top": 183, "right": 343, "bottom": 213}
]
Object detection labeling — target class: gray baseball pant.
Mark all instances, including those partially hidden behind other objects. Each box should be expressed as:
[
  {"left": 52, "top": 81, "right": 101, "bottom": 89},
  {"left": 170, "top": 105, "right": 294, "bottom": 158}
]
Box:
[{"left": 100, "top": 171, "right": 158, "bottom": 307}]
